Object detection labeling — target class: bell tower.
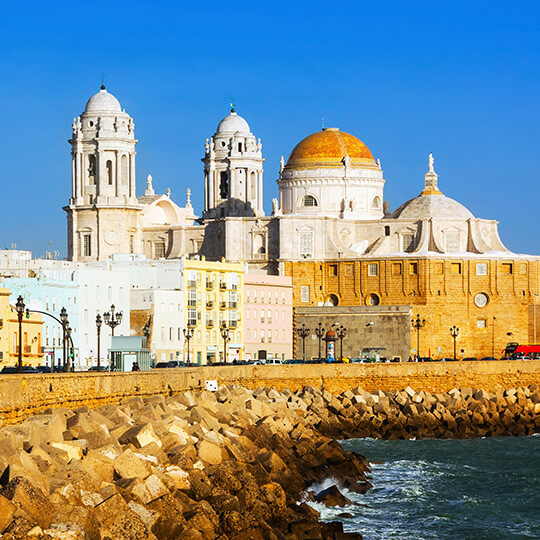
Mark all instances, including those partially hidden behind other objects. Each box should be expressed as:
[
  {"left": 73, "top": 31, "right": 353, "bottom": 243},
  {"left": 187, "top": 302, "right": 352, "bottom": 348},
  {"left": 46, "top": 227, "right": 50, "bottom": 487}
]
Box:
[
  {"left": 202, "top": 107, "right": 265, "bottom": 219},
  {"left": 65, "top": 85, "right": 142, "bottom": 261}
]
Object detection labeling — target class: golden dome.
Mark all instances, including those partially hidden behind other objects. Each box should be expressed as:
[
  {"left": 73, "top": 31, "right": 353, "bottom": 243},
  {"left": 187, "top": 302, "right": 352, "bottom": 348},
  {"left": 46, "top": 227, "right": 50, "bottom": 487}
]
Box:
[{"left": 285, "top": 128, "right": 376, "bottom": 169}]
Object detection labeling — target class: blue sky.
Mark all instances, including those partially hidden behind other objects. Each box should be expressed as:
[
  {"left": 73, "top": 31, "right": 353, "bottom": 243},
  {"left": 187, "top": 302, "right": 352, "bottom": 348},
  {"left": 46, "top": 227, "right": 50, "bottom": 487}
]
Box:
[{"left": 0, "top": 0, "right": 538, "bottom": 256}]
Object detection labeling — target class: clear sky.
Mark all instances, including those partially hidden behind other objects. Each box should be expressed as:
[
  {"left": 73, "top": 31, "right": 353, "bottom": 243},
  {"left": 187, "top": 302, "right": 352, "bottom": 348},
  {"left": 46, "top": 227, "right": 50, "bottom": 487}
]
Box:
[{"left": 0, "top": 0, "right": 538, "bottom": 257}]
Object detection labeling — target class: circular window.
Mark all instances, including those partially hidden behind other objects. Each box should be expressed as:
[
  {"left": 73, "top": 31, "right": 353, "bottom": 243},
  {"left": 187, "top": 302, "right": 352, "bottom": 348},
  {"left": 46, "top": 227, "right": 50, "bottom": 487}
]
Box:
[
  {"left": 366, "top": 293, "right": 380, "bottom": 306},
  {"left": 89, "top": 121, "right": 94, "bottom": 127},
  {"left": 474, "top": 293, "right": 489, "bottom": 308},
  {"left": 324, "top": 294, "right": 339, "bottom": 306},
  {"left": 221, "top": 141, "right": 226, "bottom": 147}
]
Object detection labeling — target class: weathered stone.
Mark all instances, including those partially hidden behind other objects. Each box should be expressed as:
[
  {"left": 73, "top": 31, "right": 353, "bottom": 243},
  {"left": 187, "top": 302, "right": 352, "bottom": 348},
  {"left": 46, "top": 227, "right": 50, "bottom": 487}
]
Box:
[
  {"left": 119, "top": 423, "right": 162, "bottom": 449},
  {"left": 198, "top": 440, "right": 223, "bottom": 465},
  {"left": 114, "top": 448, "right": 152, "bottom": 480},
  {"left": 0, "top": 493, "right": 16, "bottom": 533}
]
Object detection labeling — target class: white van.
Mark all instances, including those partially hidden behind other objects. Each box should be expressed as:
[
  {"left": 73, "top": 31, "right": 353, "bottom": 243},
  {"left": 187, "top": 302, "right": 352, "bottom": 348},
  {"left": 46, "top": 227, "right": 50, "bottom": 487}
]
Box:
[{"left": 265, "top": 358, "right": 283, "bottom": 365}]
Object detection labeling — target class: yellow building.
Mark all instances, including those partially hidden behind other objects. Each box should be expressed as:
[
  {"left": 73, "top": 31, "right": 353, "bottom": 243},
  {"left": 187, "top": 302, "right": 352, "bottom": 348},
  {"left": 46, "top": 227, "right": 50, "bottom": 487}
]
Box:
[
  {"left": 285, "top": 258, "right": 540, "bottom": 359},
  {"left": 0, "top": 288, "right": 44, "bottom": 368},
  {"left": 183, "top": 258, "right": 244, "bottom": 364}
]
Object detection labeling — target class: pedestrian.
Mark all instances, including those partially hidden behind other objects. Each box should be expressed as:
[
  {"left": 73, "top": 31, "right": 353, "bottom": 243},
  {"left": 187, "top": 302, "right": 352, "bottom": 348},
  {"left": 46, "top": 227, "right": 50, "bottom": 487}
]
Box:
[{"left": 132, "top": 361, "right": 140, "bottom": 371}]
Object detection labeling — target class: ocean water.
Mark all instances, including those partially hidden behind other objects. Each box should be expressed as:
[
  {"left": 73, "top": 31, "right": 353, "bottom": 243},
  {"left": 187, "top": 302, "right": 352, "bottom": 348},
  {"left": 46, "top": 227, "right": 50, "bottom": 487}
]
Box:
[{"left": 305, "top": 436, "right": 540, "bottom": 539}]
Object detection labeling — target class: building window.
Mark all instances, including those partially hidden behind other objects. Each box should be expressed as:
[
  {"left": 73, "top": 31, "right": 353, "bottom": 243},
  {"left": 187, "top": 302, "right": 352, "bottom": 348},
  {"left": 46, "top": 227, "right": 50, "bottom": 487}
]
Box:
[
  {"left": 301, "top": 195, "right": 318, "bottom": 207},
  {"left": 366, "top": 293, "right": 380, "bottom": 306},
  {"left": 392, "top": 263, "right": 402, "bottom": 275},
  {"left": 329, "top": 264, "right": 338, "bottom": 276},
  {"left": 451, "top": 262, "right": 462, "bottom": 275},
  {"left": 409, "top": 262, "right": 418, "bottom": 275},
  {"left": 188, "top": 289, "right": 197, "bottom": 307},
  {"left": 154, "top": 242, "right": 165, "bottom": 258},
  {"left": 502, "top": 263, "right": 513, "bottom": 275},
  {"left": 301, "top": 286, "right": 310, "bottom": 303},
  {"left": 384, "top": 226, "right": 390, "bottom": 236},
  {"left": 477, "top": 319, "right": 487, "bottom": 329},
  {"left": 219, "top": 171, "right": 229, "bottom": 199},
  {"left": 88, "top": 155, "right": 96, "bottom": 184},
  {"left": 188, "top": 308, "right": 197, "bottom": 326},
  {"left": 368, "top": 263, "right": 378, "bottom": 277},
  {"left": 372, "top": 196, "right": 381, "bottom": 208},
  {"left": 83, "top": 234, "right": 91, "bottom": 257},
  {"left": 476, "top": 263, "right": 488, "bottom": 276},
  {"left": 106, "top": 160, "right": 113, "bottom": 185},
  {"left": 299, "top": 232, "right": 313, "bottom": 258},
  {"left": 129, "top": 235, "right": 134, "bottom": 254},
  {"left": 403, "top": 233, "right": 415, "bottom": 253}
]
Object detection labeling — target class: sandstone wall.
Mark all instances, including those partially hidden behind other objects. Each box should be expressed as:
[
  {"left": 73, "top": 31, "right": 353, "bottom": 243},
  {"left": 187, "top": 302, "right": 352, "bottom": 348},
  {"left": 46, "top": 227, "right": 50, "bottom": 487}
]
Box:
[{"left": 0, "top": 360, "right": 538, "bottom": 425}]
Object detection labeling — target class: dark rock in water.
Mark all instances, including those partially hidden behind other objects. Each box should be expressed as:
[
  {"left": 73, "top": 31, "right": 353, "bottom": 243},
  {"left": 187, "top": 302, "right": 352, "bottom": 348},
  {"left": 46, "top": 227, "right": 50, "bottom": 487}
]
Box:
[
  {"left": 315, "top": 485, "right": 352, "bottom": 507},
  {"left": 338, "top": 512, "right": 354, "bottom": 518}
]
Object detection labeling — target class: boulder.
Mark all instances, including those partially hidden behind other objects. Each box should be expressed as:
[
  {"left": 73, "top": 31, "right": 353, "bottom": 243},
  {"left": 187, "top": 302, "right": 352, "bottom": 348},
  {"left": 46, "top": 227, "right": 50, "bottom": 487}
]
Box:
[
  {"left": 314, "top": 485, "right": 352, "bottom": 507},
  {"left": 113, "top": 449, "right": 152, "bottom": 480},
  {"left": 119, "top": 423, "right": 162, "bottom": 449}
]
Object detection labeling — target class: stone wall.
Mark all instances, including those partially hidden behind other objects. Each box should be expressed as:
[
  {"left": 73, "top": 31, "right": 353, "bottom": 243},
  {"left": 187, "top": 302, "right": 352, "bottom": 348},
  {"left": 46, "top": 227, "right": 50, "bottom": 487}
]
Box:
[
  {"left": 0, "top": 360, "right": 538, "bottom": 425},
  {"left": 294, "top": 305, "right": 411, "bottom": 361}
]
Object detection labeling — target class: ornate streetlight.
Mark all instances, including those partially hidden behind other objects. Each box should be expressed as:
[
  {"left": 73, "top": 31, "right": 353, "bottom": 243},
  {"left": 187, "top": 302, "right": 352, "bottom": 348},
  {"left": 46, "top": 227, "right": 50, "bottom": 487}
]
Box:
[
  {"left": 336, "top": 324, "right": 347, "bottom": 361},
  {"left": 411, "top": 314, "right": 426, "bottom": 360},
  {"left": 59, "top": 307, "right": 69, "bottom": 371},
  {"left": 96, "top": 313, "right": 103, "bottom": 370},
  {"left": 314, "top": 322, "right": 325, "bottom": 360},
  {"left": 296, "top": 323, "right": 310, "bottom": 362},
  {"left": 220, "top": 322, "right": 230, "bottom": 364},
  {"left": 15, "top": 296, "right": 25, "bottom": 373},
  {"left": 103, "top": 305, "right": 122, "bottom": 336},
  {"left": 66, "top": 326, "right": 73, "bottom": 371},
  {"left": 103, "top": 305, "right": 122, "bottom": 371},
  {"left": 450, "top": 325, "right": 459, "bottom": 362},
  {"left": 183, "top": 327, "right": 194, "bottom": 364}
]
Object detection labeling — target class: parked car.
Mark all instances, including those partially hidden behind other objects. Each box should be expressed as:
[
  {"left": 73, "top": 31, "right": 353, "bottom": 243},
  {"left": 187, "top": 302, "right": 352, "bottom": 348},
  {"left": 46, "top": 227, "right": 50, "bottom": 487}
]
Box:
[
  {"left": 87, "top": 366, "right": 109, "bottom": 372},
  {"left": 417, "top": 357, "right": 434, "bottom": 362},
  {"left": 438, "top": 357, "right": 455, "bottom": 362},
  {"left": 480, "top": 356, "right": 498, "bottom": 361},
  {"left": 265, "top": 359, "right": 283, "bottom": 365},
  {"left": 1, "top": 366, "right": 38, "bottom": 374},
  {"left": 284, "top": 359, "right": 303, "bottom": 364},
  {"left": 463, "top": 357, "right": 478, "bottom": 361},
  {"left": 35, "top": 366, "right": 52, "bottom": 373}
]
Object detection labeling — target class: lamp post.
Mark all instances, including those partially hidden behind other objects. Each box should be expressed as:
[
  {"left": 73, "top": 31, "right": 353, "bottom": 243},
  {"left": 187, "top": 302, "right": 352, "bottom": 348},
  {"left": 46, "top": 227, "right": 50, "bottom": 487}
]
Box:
[
  {"left": 411, "top": 314, "right": 426, "bottom": 360},
  {"left": 183, "top": 328, "right": 194, "bottom": 364},
  {"left": 66, "top": 326, "right": 73, "bottom": 371},
  {"left": 336, "top": 324, "right": 347, "bottom": 361},
  {"left": 450, "top": 325, "right": 459, "bottom": 362},
  {"left": 59, "top": 307, "right": 69, "bottom": 371},
  {"left": 96, "top": 313, "right": 102, "bottom": 370},
  {"left": 143, "top": 317, "right": 151, "bottom": 347},
  {"left": 220, "top": 322, "right": 230, "bottom": 364},
  {"left": 296, "top": 323, "right": 310, "bottom": 362},
  {"left": 314, "top": 322, "right": 325, "bottom": 360},
  {"left": 15, "top": 296, "right": 25, "bottom": 373},
  {"left": 103, "top": 305, "right": 122, "bottom": 371}
]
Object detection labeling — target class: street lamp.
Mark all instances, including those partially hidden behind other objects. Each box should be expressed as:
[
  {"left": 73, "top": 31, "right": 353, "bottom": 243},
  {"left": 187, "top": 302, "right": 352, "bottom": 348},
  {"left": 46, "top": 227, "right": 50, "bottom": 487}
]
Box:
[
  {"left": 15, "top": 296, "right": 25, "bottom": 373},
  {"left": 411, "top": 314, "right": 426, "bottom": 360},
  {"left": 336, "top": 324, "right": 347, "bottom": 361},
  {"left": 59, "top": 307, "right": 69, "bottom": 371},
  {"left": 314, "top": 322, "right": 325, "bottom": 360},
  {"left": 66, "top": 326, "right": 73, "bottom": 371},
  {"left": 450, "top": 325, "right": 459, "bottom": 362},
  {"left": 96, "top": 313, "right": 102, "bottom": 370},
  {"left": 103, "top": 305, "right": 122, "bottom": 371},
  {"left": 183, "top": 328, "right": 194, "bottom": 364},
  {"left": 296, "top": 323, "right": 310, "bottom": 362},
  {"left": 220, "top": 322, "right": 230, "bottom": 364}
]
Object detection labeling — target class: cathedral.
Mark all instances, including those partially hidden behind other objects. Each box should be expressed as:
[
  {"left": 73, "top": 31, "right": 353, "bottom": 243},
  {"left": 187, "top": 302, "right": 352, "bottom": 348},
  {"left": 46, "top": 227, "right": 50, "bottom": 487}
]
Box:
[{"left": 65, "top": 86, "right": 539, "bottom": 357}]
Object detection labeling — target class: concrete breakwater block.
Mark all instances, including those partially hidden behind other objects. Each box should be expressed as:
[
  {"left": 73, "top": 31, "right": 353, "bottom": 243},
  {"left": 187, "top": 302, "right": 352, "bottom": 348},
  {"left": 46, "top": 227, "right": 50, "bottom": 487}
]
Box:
[{"left": 0, "top": 383, "right": 537, "bottom": 538}]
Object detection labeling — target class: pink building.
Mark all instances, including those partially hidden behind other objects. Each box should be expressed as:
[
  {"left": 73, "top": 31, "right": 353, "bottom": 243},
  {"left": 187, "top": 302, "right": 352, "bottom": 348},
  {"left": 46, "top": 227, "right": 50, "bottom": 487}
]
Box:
[{"left": 243, "top": 274, "right": 293, "bottom": 361}]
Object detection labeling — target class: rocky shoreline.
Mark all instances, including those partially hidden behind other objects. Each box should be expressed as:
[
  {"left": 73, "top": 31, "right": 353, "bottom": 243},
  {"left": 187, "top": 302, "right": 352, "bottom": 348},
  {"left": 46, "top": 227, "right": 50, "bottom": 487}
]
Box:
[{"left": 0, "top": 383, "right": 538, "bottom": 539}]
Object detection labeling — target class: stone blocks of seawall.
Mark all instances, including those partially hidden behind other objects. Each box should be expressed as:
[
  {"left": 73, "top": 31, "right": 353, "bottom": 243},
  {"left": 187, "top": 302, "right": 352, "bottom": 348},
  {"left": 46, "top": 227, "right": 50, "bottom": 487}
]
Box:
[{"left": 0, "top": 360, "right": 539, "bottom": 426}]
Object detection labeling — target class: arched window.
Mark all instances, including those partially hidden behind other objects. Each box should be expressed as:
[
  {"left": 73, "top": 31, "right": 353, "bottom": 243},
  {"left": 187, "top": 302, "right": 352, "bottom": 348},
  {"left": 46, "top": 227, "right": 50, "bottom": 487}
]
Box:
[
  {"left": 88, "top": 155, "right": 96, "bottom": 184},
  {"left": 372, "top": 196, "right": 381, "bottom": 208},
  {"left": 366, "top": 293, "right": 380, "bottom": 306},
  {"left": 324, "top": 294, "right": 339, "bottom": 306},
  {"left": 219, "top": 171, "right": 229, "bottom": 199},
  {"left": 301, "top": 195, "right": 318, "bottom": 207},
  {"left": 106, "top": 160, "right": 113, "bottom": 185}
]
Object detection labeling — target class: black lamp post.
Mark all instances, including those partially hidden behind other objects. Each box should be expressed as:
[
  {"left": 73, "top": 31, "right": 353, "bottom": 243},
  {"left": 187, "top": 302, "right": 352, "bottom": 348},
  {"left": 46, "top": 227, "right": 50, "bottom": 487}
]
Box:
[
  {"left": 296, "top": 323, "right": 310, "bottom": 362},
  {"left": 143, "top": 317, "right": 151, "bottom": 347},
  {"left": 183, "top": 327, "right": 194, "bottom": 364},
  {"left": 411, "top": 314, "right": 426, "bottom": 360},
  {"left": 220, "top": 322, "right": 230, "bottom": 364},
  {"left": 336, "top": 324, "right": 347, "bottom": 361},
  {"left": 96, "top": 313, "right": 102, "bottom": 369},
  {"left": 314, "top": 322, "right": 325, "bottom": 360},
  {"left": 450, "top": 325, "right": 459, "bottom": 362},
  {"left": 59, "top": 307, "right": 69, "bottom": 371},
  {"left": 103, "top": 305, "right": 122, "bottom": 371},
  {"left": 15, "top": 296, "right": 25, "bottom": 373},
  {"left": 66, "top": 326, "right": 73, "bottom": 371}
]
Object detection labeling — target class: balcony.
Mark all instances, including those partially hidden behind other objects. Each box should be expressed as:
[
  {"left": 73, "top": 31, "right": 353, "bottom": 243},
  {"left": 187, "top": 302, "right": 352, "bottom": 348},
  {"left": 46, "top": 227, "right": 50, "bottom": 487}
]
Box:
[
  {"left": 206, "top": 320, "right": 214, "bottom": 328},
  {"left": 220, "top": 301, "right": 227, "bottom": 309},
  {"left": 187, "top": 280, "right": 197, "bottom": 288},
  {"left": 187, "top": 321, "right": 197, "bottom": 328},
  {"left": 228, "top": 321, "right": 238, "bottom": 328},
  {"left": 229, "top": 302, "right": 237, "bottom": 309},
  {"left": 188, "top": 300, "right": 197, "bottom": 307},
  {"left": 219, "top": 282, "right": 227, "bottom": 291},
  {"left": 206, "top": 280, "right": 214, "bottom": 290},
  {"left": 260, "top": 317, "right": 265, "bottom": 323},
  {"left": 206, "top": 300, "right": 214, "bottom": 308}
]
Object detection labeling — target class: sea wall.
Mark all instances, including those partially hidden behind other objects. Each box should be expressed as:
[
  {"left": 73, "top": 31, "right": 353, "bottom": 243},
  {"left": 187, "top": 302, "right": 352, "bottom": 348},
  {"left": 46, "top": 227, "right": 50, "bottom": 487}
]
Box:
[{"left": 0, "top": 360, "right": 539, "bottom": 424}]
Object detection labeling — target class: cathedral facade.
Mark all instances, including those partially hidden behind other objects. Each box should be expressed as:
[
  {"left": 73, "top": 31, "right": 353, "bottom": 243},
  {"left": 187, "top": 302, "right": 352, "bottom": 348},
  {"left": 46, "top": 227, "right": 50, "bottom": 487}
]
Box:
[{"left": 65, "top": 87, "right": 540, "bottom": 357}]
